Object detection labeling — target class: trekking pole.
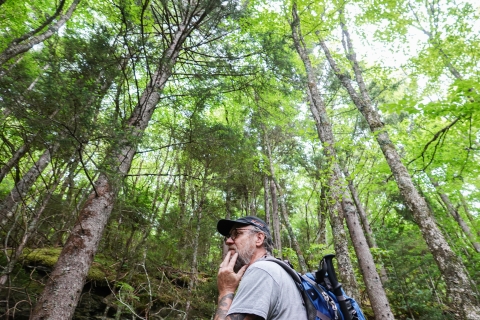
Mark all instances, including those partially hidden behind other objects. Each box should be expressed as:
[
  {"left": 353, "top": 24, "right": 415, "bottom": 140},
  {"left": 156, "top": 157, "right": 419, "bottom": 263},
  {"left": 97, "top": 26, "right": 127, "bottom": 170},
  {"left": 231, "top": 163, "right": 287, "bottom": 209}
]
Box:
[{"left": 321, "top": 254, "right": 352, "bottom": 320}]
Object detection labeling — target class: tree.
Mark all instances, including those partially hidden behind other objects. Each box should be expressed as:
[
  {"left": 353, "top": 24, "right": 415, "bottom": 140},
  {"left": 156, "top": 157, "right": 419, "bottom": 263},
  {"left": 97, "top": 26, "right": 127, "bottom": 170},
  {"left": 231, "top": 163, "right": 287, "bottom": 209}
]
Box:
[
  {"left": 291, "top": 4, "right": 394, "bottom": 316},
  {"left": 30, "top": 1, "right": 237, "bottom": 318},
  {"left": 0, "top": 0, "right": 81, "bottom": 68},
  {"left": 317, "top": 6, "right": 480, "bottom": 318}
]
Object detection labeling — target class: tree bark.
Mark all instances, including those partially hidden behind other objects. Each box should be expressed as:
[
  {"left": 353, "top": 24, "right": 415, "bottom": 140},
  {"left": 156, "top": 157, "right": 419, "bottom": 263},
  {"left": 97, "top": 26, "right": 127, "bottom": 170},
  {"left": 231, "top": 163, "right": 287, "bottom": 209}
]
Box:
[
  {"left": 291, "top": 5, "right": 393, "bottom": 316},
  {"left": 30, "top": 2, "right": 222, "bottom": 318},
  {"left": 0, "top": 0, "right": 81, "bottom": 67},
  {"left": 428, "top": 175, "right": 480, "bottom": 253},
  {"left": 319, "top": 12, "right": 480, "bottom": 318},
  {"left": 0, "top": 143, "right": 59, "bottom": 225}
]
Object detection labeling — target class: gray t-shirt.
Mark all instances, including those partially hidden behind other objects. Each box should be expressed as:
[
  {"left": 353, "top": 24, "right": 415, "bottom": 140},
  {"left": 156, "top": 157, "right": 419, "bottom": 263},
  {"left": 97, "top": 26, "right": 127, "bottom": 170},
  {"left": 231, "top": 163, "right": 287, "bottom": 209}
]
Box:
[{"left": 228, "top": 260, "right": 307, "bottom": 320}]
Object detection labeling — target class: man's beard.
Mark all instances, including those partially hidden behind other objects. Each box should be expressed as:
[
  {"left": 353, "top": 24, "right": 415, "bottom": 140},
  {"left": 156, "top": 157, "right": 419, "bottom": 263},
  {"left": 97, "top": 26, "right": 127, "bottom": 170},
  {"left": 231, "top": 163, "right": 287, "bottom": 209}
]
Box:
[{"left": 233, "top": 241, "right": 255, "bottom": 273}]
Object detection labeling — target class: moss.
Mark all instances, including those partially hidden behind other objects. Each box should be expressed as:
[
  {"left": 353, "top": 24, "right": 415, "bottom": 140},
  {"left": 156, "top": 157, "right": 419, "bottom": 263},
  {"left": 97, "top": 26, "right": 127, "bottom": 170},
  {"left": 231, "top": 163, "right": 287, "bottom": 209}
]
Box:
[
  {"left": 20, "top": 248, "right": 115, "bottom": 282},
  {"left": 21, "top": 247, "right": 62, "bottom": 267},
  {"left": 87, "top": 263, "right": 108, "bottom": 281}
]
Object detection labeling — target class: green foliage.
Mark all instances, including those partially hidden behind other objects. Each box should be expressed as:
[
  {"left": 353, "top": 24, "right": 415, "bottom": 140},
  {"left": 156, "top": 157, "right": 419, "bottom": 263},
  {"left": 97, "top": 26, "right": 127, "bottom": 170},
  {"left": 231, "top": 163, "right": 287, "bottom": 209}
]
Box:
[{"left": 1, "top": 0, "right": 479, "bottom": 319}]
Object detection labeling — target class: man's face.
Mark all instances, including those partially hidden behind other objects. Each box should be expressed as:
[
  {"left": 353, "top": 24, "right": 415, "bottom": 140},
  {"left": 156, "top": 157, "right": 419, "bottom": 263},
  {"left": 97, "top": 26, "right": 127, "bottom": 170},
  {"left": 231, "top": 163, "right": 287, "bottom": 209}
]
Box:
[{"left": 225, "top": 224, "right": 257, "bottom": 272}]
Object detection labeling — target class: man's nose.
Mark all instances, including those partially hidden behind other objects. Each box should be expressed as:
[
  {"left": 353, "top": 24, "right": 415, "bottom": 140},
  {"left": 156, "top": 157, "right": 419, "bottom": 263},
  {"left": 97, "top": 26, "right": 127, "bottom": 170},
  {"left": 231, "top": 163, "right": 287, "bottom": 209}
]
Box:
[{"left": 225, "top": 237, "right": 235, "bottom": 244}]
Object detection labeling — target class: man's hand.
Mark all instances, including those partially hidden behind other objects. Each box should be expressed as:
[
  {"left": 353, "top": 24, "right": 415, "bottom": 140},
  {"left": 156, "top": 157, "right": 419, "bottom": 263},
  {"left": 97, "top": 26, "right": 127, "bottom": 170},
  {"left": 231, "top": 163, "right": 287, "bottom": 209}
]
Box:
[
  {"left": 217, "top": 251, "right": 247, "bottom": 297},
  {"left": 214, "top": 252, "right": 249, "bottom": 320}
]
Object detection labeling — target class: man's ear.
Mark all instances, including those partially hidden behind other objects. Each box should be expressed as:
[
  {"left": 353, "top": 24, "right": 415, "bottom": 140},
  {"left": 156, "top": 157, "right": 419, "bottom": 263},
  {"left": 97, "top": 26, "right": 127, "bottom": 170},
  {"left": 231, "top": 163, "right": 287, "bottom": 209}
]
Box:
[{"left": 255, "top": 232, "right": 265, "bottom": 247}]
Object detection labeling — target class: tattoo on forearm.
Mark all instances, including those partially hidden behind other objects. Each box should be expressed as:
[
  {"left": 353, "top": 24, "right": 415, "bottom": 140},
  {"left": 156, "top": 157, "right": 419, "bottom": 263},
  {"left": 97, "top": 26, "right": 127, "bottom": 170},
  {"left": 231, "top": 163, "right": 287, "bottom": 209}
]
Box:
[
  {"left": 215, "top": 294, "right": 262, "bottom": 320},
  {"left": 214, "top": 293, "right": 234, "bottom": 320}
]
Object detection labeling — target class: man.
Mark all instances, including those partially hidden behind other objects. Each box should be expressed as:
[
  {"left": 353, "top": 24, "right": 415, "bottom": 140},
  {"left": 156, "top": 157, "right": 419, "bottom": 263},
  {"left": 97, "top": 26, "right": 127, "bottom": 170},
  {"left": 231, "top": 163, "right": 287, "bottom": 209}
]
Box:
[{"left": 214, "top": 216, "right": 307, "bottom": 320}]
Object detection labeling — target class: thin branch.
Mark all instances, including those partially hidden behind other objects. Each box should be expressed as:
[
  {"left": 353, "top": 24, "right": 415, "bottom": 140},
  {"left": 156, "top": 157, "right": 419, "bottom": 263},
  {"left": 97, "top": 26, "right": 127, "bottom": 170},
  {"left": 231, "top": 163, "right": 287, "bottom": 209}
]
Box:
[{"left": 406, "top": 117, "right": 461, "bottom": 168}]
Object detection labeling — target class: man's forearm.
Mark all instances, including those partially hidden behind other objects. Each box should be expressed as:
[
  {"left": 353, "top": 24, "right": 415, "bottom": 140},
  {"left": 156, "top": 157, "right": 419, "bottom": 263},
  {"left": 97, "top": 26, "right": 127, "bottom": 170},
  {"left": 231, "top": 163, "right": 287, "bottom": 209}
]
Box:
[
  {"left": 214, "top": 293, "right": 234, "bottom": 320},
  {"left": 214, "top": 294, "right": 262, "bottom": 320}
]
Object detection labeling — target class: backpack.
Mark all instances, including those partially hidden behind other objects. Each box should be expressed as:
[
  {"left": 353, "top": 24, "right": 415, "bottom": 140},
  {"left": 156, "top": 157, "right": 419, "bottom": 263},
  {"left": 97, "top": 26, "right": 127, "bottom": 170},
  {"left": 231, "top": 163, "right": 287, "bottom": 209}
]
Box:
[{"left": 262, "top": 254, "right": 366, "bottom": 320}]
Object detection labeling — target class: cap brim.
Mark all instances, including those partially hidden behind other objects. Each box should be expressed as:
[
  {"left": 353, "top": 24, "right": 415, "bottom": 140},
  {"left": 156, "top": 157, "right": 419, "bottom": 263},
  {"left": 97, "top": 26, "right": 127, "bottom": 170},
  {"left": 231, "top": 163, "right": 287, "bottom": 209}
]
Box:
[{"left": 217, "top": 219, "right": 249, "bottom": 236}]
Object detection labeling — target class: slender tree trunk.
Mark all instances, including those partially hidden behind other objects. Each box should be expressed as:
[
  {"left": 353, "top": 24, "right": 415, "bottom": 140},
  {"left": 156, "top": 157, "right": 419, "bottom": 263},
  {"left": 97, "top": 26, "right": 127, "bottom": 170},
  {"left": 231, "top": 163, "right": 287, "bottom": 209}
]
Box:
[
  {"left": 185, "top": 202, "right": 203, "bottom": 320},
  {"left": 315, "top": 186, "right": 327, "bottom": 245},
  {"left": 263, "top": 175, "right": 272, "bottom": 229},
  {"left": 319, "top": 12, "right": 480, "bottom": 318},
  {"left": 291, "top": 5, "right": 393, "bottom": 316},
  {"left": 407, "top": 2, "right": 463, "bottom": 80},
  {"left": 342, "top": 166, "right": 389, "bottom": 283},
  {"left": 428, "top": 175, "right": 480, "bottom": 253},
  {"left": 0, "top": 143, "right": 59, "bottom": 225},
  {"left": 458, "top": 192, "right": 479, "bottom": 236},
  {"left": 419, "top": 264, "right": 444, "bottom": 306},
  {"left": 0, "top": 165, "right": 66, "bottom": 285},
  {"left": 269, "top": 179, "right": 282, "bottom": 257},
  {"left": 0, "top": 143, "right": 31, "bottom": 184},
  {"left": 262, "top": 127, "right": 305, "bottom": 266},
  {"left": 0, "top": 0, "right": 81, "bottom": 67},
  {"left": 30, "top": 3, "right": 220, "bottom": 317},
  {"left": 0, "top": 65, "right": 51, "bottom": 183},
  {"left": 274, "top": 179, "right": 308, "bottom": 273},
  {"left": 260, "top": 125, "right": 282, "bottom": 254},
  {"left": 342, "top": 167, "right": 377, "bottom": 248},
  {"left": 290, "top": 4, "right": 361, "bottom": 301}
]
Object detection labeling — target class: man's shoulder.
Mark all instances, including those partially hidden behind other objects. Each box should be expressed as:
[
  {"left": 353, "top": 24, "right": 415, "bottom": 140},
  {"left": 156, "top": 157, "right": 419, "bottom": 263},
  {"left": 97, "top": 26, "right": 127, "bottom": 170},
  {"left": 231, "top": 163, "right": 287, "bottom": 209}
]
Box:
[{"left": 249, "top": 259, "right": 293, "bottom": 280}]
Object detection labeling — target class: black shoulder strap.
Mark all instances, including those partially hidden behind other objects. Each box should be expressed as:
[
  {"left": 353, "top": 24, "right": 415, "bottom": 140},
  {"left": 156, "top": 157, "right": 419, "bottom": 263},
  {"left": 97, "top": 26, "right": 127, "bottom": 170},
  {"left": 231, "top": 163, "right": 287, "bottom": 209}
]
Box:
[
  {"left": 260, "top": 256, "right": 302, "bottom": 283},
  {"left": 259, "top": 257, "right": 318, "bottom": 320}
]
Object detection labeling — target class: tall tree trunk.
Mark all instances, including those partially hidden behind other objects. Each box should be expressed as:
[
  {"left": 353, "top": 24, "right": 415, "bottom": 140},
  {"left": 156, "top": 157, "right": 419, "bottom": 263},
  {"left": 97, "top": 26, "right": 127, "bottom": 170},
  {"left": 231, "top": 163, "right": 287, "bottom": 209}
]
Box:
[
  {"left": 30, "top": 2, "right": 221, "bottom": 317},
  {"left": 290, "top": 3, "right": 360, "bottom": 300},
  {"left": 428, "top": 175, "right": 480, "bottom": 253},
  {"left": 0, "top": 0, "right": 81, "bottom": 67},
  {"left": 319, "top": 12, "right": 480, "bottom": 318},
  {"left": 291, "top": 5, "right": 393, "bottom": 316},
  {"left": 342, "top": 166, "right": 389, "bottom": 283},
  {"left": 0, "top": 143, "right": 59, "bottom": 225}
]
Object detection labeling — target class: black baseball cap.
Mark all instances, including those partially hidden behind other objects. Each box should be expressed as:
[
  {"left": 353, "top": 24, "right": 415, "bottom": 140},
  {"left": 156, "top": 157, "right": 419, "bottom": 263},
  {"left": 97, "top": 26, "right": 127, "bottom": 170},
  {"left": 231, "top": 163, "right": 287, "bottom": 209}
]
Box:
[{"left": 217, "top": 216, "right": 271, "bottom": 237}]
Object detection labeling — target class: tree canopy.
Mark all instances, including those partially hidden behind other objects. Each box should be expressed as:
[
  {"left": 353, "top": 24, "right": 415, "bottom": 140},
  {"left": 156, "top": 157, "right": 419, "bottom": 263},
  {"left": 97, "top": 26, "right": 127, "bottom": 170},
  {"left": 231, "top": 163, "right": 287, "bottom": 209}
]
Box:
[{"left": 0, "top": 0, "right": 479, "bottom": 319}]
